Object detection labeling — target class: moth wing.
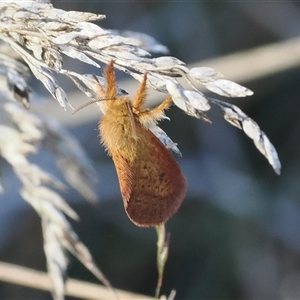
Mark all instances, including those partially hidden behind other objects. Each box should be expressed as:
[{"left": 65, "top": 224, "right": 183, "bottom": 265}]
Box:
[{"left": 111, "top": 125, "right": 187, "bottom": 227}]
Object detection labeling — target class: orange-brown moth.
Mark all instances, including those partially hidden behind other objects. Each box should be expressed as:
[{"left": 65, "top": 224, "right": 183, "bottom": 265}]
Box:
[{"left": 93, "top": 61, "right": 187, "bottom": 227}]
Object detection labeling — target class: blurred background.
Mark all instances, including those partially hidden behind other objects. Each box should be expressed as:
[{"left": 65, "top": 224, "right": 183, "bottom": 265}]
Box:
[{"left": 1, "top": 1, "right": 300, "bottom": 299}]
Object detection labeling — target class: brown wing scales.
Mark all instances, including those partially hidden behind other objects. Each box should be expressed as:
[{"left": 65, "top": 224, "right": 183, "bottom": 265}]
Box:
[{"left": 111, "top": 125, "right": 187, "bottom": 227}]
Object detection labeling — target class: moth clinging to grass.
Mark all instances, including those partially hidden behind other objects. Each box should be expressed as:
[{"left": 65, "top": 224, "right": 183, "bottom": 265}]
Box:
[{"left": 77, "top": 61, "right": 187, "bottom": 227}]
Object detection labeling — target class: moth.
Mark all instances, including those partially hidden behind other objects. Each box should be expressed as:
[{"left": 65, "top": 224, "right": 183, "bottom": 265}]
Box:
[{"left": 80, "top": 61, "right": 187, "bottom": 227}]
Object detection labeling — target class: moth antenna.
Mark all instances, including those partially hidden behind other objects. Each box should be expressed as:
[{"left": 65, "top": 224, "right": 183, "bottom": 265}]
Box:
[
  {"left": 92, "top": 74, "right": 106, "bottom": 96},
  {"left": 73, "top": 74, "right": 115, "bottom": 115},
  {"left": 73, "top": 98, "right": 114, "bottom": 114}
]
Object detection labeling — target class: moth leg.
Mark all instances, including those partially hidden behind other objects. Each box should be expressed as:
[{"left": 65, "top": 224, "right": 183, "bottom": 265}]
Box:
[
  {"left": 92, "top": 60, "right": 117, "bottom": 99},
  {"left": 132, "top": 72, "right": 147, "bottom": 111},
  {"left": 150, "top": 94, "right": 173, "bottom": 116},
  {"left": 137, "top": 95, "right": 173, "bottom": 126},
  {"left": 104, "top": 60, "right": 117, "bottom": 99}
]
